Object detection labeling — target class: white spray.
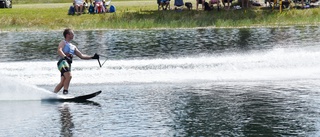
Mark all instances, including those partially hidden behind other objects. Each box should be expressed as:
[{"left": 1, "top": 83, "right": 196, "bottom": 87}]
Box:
[{"left": 0, "top": 76, "right": 56, "bottom": 101}]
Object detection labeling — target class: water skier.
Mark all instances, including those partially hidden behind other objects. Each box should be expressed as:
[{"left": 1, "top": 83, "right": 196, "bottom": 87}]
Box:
[{"left": 54, "top": 28, "right": 99, "bottom": 95}]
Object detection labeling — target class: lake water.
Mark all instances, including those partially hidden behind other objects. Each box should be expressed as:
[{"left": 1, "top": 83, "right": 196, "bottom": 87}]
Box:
[{"left": 1, "top": 26, "right": 320, "bottom": 136}]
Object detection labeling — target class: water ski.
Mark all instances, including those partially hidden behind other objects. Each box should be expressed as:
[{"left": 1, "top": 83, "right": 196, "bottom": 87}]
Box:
[{"left": 44, "top": 91, "right": 102, "bottom": 102}]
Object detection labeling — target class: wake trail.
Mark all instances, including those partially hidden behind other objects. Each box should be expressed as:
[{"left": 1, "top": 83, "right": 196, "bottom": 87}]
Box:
[{"left": 0, "top": 47, "right": 320, "bottom": 85}]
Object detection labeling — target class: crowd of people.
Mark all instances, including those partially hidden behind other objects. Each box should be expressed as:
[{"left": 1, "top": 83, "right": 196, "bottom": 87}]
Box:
[
  {"left": 196, "top": 0, "right": 253, "bottom": 10},
  {"left": 159, "top": 0, "right": 261, "bottom": 11},
  {"left": 160, "top": 0, "right": 319, "bottom": 11},
  {"left": 71, "top": 0, "right": 115, "bottom": 15}
]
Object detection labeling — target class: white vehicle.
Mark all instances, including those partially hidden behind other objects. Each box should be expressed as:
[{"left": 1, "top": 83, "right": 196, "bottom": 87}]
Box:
[{"left": 0, "top": 0, "right": 12, "bottom": 8}]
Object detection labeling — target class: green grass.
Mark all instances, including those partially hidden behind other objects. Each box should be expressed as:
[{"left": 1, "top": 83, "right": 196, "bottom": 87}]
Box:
[{"left": 1, "top": 1, "right": 320, "bottom": 31}]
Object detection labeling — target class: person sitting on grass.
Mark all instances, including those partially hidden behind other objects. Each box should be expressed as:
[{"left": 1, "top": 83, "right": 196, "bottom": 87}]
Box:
[
  {"left": 160, "top": 0, "right": 170, "bottom": 10},
  {"left": 196, "top": 0, "right": 205, "bottom": 10},
  {"left": 94, "top": 0, "right": 106, "bottom": 13},
  {"left": 209, "top": 0, "right": 220, "bottom": 10},
  {"left": 74, "top": 0, "right": 84, "bottom": 15},
  {"left": 222, "top": 0, "right": 232, "bottom": 9}
]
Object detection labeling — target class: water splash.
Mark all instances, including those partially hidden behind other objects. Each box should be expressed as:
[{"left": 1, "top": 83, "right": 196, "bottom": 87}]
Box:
[{"left": 0, "top": 76, "right": 56, "bottom": 101}]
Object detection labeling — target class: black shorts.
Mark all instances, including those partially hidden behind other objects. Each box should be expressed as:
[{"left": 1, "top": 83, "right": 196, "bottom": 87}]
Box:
[{"left": 57, "top": 59, "right": 71, "bottom": 76}]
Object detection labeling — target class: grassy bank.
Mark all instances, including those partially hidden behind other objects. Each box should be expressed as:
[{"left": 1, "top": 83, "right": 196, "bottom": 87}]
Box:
[
  {"left": 1, "top": 1, "right": 320, "bottom": 31},
  {"left": 12, "top": 0, "right": 134, "bottom": 4}
]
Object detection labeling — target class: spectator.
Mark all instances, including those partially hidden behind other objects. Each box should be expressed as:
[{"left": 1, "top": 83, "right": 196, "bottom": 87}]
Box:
[
  {"left": 222, "top": 0, "right": 232, "bottom": 9},
  {"left": 74, "top": 0, "right": 84, "bottom": 15},
  {"left": 94, "top": 0, "right": 106, "bottom": 13},
  {"left": 209, "top": 0, "right": 220, "bottom": 10},
  {"left": 160, "top": 0, "right": 170, "bottom": 10},
  {"left": 196, "top": 0, "right": 205, "bottom": 10}
]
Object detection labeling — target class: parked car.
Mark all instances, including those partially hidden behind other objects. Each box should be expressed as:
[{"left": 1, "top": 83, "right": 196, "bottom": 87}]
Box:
[{"left": 0, "top": 0, "right": 12, "bottom": 8}]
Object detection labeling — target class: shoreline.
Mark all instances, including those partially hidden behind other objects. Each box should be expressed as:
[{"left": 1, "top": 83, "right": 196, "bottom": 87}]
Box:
[
  {"left": 1, "top": 24, "right": 320, "bottom": 33},
  {"left": 1, "top": 2, "right": 320, "bottom": 32}
]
